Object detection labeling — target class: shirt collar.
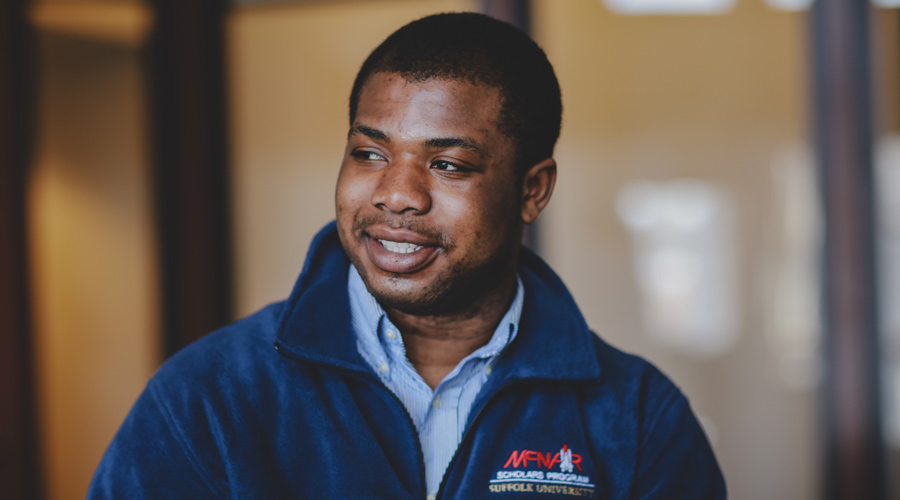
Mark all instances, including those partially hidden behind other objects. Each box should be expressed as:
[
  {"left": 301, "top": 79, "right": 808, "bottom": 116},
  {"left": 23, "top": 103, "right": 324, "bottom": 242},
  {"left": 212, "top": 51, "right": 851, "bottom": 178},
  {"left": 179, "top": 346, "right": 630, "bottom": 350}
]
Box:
[{"left": 347, "top": 265, "right": 524, "bottom": 371}]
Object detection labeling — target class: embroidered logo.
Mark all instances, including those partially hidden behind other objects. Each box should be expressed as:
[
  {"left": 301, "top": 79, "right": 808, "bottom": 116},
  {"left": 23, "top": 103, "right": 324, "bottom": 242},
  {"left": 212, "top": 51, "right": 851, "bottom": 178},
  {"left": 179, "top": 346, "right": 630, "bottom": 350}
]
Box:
[
  {"left": 489, "top": 444, "right": 595, "bottom": 497},
  {"left": 559, "top": 444, "right": 574, "bottom": 473}
]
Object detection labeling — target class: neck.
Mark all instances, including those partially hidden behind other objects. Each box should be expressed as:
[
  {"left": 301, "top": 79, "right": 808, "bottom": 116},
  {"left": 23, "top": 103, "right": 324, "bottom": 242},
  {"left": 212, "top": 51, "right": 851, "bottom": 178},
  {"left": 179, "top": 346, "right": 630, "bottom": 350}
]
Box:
[{"left": 385, "top": 274, "right": 517, "bottom": 390}]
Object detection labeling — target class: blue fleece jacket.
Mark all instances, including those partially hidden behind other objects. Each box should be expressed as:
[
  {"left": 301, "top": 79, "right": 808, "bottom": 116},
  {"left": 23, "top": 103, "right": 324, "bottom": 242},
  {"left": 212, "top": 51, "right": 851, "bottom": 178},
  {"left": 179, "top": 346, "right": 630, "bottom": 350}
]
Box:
[{"left": 88, "top": 222, "right": 726, "bottom": 499}]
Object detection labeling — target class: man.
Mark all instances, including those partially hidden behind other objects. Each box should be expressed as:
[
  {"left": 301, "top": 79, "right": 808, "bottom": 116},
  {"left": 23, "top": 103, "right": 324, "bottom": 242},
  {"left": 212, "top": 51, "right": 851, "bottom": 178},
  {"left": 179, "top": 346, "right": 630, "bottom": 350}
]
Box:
[{"left": 90, "top": 12, "right": 725, "bottom": 499}]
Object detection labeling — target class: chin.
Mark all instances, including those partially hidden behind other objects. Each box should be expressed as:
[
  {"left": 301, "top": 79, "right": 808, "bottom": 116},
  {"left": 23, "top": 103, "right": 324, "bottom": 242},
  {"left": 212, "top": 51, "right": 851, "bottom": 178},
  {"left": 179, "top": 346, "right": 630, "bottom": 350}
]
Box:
[
  {"left": 373, "top": 294, "right": 442, "bottom": 316},
  {"left": 363, "top": 272, "right": 450, "bottom": 316}
]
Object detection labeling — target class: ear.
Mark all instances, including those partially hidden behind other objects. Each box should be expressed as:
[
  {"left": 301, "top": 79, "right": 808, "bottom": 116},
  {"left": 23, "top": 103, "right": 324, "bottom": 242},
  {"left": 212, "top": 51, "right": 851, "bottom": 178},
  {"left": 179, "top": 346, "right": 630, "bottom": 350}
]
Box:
[{"left": 520, "top": 158, "right": 557, "bottom": 224}]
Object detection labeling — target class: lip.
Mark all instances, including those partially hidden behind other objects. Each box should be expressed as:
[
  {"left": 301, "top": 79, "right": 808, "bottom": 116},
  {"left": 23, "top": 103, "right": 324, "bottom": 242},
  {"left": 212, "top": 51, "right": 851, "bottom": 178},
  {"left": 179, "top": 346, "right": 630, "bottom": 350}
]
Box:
[{"left": 362, "top": 226, "right": 441, "bottom": 274}]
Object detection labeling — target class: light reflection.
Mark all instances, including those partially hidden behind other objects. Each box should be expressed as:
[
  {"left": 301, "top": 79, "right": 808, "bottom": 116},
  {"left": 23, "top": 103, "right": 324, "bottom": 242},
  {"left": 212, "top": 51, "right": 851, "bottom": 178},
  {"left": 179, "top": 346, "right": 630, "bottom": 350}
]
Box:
[
  {"left": 872, "top": 0, "right": 900, "bottom": 8},
  {"left": 764, "top": 0, "right": 813, "bottom": 11},
  {"left": 602, "top": 0, "right": 736, "bottom": 15},
  {"left": 763, "top": 145, "right": 822, "bottom": 391},
  {"left": 617, "top": 180, "right": 739, "bottom": 357},
  {"left": 876, "top": 135, "right": 900, "bottom": 447}
]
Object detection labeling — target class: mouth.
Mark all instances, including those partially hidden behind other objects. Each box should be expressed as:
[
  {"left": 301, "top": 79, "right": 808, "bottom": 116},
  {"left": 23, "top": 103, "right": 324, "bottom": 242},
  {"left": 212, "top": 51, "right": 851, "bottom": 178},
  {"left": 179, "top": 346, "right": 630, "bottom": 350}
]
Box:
[
  {"left": 377, "top": 239, "right": 424, "bottom": 254},
  {"left": 362, "top": 227, "right": 441, "bottom": 274}
]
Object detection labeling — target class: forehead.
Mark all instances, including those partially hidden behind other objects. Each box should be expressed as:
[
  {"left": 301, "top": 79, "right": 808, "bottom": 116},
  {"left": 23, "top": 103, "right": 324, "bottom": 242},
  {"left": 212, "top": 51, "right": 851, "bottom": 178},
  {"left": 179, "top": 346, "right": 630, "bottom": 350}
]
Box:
[{"left": 354, "top": 72, "right": 505, "bottom": 141}]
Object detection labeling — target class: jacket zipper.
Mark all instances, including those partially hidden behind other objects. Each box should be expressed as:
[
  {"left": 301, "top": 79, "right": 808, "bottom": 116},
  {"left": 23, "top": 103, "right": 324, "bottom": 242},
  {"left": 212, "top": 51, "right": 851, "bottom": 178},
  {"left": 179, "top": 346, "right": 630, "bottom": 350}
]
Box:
[
  {"left": 366, "top": 375, "right": 429, "bottom": 498},
  {"left": 433, "top": 379, "right": 528, "bottom": 500}
]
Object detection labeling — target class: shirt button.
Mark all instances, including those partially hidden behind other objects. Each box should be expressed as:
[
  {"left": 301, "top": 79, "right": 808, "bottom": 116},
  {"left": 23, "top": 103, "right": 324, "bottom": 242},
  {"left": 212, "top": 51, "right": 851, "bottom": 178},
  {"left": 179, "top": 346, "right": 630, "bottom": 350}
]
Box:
[
  {"left": 485, "top": 365, "right": 493, "bottom": 376},
  {"left": 427, "top": 494, "right": 437, "bottom": 500},
  {"left": 379, "top": 362, "right": 389, "bottom": 374},
  {"left": 385, "top": 329, "right": 398, "bottom": 340},
  {"left": 432, "top": 396, "right": 442, "bottom": 408}
]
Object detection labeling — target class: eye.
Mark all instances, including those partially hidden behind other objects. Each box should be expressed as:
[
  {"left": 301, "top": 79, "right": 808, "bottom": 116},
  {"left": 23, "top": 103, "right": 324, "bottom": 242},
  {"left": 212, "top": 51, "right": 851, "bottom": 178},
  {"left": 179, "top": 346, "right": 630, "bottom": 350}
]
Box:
[
  {"left": 432, "top": 160, "right": 464, "bottom": 172},
  {"left": 351, "top": 150, "right": 386, "bottom": 162}
]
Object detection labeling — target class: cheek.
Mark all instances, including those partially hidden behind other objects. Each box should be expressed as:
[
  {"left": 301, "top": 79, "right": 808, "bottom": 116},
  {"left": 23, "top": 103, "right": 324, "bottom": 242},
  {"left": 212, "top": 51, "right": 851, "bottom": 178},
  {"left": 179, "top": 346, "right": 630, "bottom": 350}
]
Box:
[
  {"left": 336, "top": 169, "right": 372, "bottom": 217},
  {"left": 476, "top": 177, "right": 519, "bottom": 221},
  {"left": 443, "top": 181, "right": 519, "bottom": 243}
]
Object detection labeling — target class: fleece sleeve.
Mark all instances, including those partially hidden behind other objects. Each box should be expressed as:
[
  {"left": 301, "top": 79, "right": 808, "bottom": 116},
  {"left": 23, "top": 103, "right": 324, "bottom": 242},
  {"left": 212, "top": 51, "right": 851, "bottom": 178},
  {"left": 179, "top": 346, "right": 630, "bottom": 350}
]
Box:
[
  {"left": 87, "top": 382, "right": 224, "bottom": 499},
  {"left": 632, "top": 388, "right": 727, "bottom": 500}
]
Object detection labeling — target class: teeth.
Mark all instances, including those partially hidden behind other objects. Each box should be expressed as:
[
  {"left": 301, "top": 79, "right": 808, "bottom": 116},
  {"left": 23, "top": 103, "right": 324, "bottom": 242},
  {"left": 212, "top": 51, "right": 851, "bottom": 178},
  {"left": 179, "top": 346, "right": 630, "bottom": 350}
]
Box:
[{"left": 379, "top": 239, "right": 424, "bottom": 254}]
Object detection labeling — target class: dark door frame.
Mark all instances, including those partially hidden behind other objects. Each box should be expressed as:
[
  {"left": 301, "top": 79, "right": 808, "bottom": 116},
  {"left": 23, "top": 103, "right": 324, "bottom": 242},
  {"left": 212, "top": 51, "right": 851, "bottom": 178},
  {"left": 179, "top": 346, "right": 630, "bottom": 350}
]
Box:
[
  {"left": 812, "top": 0, "right": 887, "bottom": 499},
  {"left": 0, "top": 0, "right": 43, "bottom": 498}
]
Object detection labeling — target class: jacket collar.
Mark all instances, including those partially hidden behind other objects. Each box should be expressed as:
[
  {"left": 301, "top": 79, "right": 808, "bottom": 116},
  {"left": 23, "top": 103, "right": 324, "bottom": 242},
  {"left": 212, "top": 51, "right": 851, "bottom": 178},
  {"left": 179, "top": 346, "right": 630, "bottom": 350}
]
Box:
[{"left": 274, "top": 222, "right": 602, "bottom": 383}]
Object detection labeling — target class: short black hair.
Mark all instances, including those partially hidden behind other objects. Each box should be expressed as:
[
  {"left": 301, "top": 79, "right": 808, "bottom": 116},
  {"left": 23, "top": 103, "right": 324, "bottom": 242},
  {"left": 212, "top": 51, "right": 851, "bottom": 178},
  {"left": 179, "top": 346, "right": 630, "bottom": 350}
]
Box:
[{"left": 349, "top": 12, "right": 562, "bottom": 173}]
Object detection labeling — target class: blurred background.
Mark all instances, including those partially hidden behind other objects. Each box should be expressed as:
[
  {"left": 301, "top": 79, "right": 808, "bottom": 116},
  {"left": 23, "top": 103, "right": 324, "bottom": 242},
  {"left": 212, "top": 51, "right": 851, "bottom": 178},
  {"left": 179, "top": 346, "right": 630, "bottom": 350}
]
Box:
[{"left": 1, "top": 0, "right": 898, "bottom": 498}]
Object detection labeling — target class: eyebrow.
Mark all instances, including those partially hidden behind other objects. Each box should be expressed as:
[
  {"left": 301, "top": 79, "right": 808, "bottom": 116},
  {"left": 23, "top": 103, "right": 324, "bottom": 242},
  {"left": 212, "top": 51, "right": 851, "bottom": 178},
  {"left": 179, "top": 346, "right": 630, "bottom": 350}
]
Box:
[
  {"left": 349, "top": 124, "right": 492, "bottom": 159},
  {"left": 348, "top": 125, "right": 389, "bottom": 142},
  {"left": 424, "top": 137, "right": 491, "bottom": 159}
]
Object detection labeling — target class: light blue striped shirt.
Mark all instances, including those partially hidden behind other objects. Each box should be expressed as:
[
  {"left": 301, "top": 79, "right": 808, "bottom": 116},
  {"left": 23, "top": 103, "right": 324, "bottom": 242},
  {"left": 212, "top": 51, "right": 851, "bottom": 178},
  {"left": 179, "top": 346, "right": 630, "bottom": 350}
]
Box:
[{"left": 348, "top": 265, "right": 524, "bottom": 498}]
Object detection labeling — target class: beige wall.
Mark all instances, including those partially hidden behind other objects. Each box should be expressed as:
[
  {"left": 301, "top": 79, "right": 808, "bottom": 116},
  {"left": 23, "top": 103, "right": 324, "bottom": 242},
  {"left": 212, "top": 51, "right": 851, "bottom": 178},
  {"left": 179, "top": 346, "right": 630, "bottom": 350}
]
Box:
[
  {"left": 533, "top": 1, "right": 814, "bottom": 499},
  {"left": 228, "top": 0, "right": 478, "bottom": 318},
  {"left": 28, "top": 34, "right": 159, "bottom": 499}
]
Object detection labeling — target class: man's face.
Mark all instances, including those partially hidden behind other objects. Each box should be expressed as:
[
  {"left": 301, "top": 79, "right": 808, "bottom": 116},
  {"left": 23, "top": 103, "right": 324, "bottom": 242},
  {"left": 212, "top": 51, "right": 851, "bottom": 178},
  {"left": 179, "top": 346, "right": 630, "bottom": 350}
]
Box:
[{"left": 335, "top": 72, "right": 523, "bottom": 315}]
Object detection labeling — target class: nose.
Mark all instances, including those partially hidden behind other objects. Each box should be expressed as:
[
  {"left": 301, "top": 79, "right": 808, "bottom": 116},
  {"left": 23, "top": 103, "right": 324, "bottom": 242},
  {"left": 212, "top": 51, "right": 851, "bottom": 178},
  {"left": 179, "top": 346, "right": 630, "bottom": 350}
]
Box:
[{"left": 370, "top": 159, "right": 432, "bottom": 215}]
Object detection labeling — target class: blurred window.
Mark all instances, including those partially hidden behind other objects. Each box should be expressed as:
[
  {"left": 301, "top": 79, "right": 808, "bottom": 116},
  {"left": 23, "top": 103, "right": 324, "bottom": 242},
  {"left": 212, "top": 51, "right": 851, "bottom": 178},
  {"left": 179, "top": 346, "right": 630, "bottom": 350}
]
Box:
[{"left": 616, "top": 180, "right": 739, "bottom": 356}]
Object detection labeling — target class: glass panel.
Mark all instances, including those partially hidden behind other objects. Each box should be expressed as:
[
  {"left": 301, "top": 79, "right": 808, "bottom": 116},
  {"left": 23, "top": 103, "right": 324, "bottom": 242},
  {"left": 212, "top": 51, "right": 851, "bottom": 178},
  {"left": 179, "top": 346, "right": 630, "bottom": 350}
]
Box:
[
  {"left": 872, "top": 6, "right": 900, "bottom": 498},
  {"left": 532, "top": 1, "right": 817, "bottom": 498}
]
